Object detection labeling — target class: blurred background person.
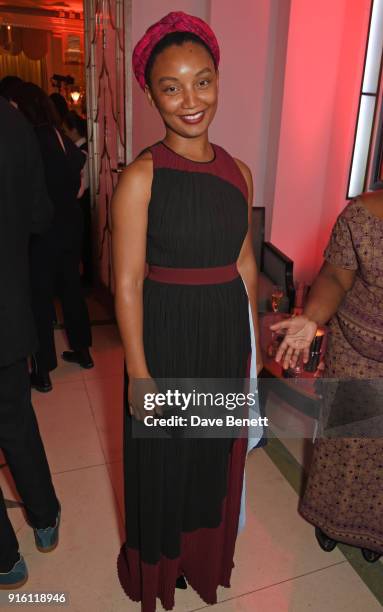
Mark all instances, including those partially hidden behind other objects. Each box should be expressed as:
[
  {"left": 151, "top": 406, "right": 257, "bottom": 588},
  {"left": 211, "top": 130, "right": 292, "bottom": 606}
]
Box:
[
  {"left": 49, "top": 92, "right": 68, "bottom": 127},
  {"left": 0, "top": 95, "right": 60, "bottom": 589},
  {"left": 271, "top": 192, "right": 383, "bottom": 563},
  {"left": 63, "top": 110, "right": 93, "bottom": 286},
  {"left": 13, "top": 83, "right": 93, "bottom": 393},
  {"left": 0, "top": 75, "right": 23, "bottom": 106}
]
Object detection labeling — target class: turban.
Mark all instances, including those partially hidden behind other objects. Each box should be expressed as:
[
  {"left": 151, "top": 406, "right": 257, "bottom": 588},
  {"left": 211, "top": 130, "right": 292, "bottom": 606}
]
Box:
[{"left": 132, "top": 11, "right": 220, "bottom": 90}]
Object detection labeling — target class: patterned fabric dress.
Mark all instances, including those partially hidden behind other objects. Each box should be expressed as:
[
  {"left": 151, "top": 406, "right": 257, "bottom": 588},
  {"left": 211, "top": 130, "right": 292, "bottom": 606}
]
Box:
[
  {"left": 299, "top": 198, "right": 383, "bottom": 554},
  {"left": 117, "top": 141, "right": 251, "bottom": 611}
]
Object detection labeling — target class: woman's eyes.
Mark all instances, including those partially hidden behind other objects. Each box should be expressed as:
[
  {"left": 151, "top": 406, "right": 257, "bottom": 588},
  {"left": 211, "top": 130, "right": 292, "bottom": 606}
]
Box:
[
  {"left": 164, "top": 86, "right": 179, "bottom": 94},
  {"left": 163, "top": 80, "right": 211, "bottom": 94}
]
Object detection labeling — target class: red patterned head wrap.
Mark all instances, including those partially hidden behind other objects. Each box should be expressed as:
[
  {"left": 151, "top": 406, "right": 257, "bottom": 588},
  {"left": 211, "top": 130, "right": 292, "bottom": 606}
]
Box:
[{"left": 132, "top": 11, "right": 220, "bottom": 90}]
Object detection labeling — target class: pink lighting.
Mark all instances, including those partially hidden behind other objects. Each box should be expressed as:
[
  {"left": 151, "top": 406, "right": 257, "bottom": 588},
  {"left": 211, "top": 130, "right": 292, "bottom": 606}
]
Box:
[{"left": 270, "top": 0, "right": 372, "bottom": 282}]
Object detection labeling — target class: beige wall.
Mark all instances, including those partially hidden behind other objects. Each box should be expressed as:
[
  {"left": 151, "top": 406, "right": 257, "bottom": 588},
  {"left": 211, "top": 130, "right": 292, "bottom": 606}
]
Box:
[{"left": 209, "top": 0, "right": 290, "bottom": 239}]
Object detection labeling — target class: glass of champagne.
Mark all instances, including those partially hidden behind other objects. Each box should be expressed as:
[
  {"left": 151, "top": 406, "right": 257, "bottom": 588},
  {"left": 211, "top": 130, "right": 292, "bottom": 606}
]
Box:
[
  {"left": 267, "top": 327, "right": 286, "bottom": 358},
  {"left": 271, "top": 285, "right": 284, "bottom": 313}
]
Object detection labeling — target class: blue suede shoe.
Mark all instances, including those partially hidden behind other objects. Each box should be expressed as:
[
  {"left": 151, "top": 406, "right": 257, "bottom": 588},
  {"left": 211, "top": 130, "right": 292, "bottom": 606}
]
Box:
[
  {"left": 0, "top": 555, "right": 28, "bottom": 590},
  {"left": 34, "top": 506, "right": 61, "bottom": 553}
]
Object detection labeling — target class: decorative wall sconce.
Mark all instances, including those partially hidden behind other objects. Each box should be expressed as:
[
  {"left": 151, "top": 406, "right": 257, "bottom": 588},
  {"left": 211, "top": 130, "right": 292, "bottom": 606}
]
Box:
[{"left": 70, "top": 87, "right": 81, "bottom": 104}]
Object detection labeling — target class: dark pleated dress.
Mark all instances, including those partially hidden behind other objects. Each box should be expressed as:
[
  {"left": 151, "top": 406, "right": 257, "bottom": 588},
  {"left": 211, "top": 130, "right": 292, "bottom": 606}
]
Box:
[{"left": 117, "top": 141, "right": 251, "bottom": 611}]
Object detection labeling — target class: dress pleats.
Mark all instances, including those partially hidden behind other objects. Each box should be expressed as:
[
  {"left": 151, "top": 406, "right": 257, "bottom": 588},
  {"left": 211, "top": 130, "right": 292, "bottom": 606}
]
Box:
[{"left": 118, "top": 142, "right": 251, "bottom": 610}]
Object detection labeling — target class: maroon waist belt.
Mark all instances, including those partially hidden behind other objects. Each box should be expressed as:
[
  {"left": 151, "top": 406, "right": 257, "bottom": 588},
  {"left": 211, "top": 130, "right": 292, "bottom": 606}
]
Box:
[{"left": 147, "top": 263, "right": 239, "bottom": 285}]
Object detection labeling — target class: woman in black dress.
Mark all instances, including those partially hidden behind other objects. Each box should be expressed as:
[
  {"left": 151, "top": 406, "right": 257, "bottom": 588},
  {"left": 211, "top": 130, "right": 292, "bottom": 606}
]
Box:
[
  {"left": 14, "top": 83, "right": 93, "bottom": 391},
  {"left": 112, "top": 12, "right": 262, "bottom": 611}
]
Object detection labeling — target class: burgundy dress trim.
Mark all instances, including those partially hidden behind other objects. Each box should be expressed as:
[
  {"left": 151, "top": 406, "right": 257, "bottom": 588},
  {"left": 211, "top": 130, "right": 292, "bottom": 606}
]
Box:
[
  {"left": 150, "top": 141, "right": 249, "bottom": 203},
  {"left": 147, "top": 263, "right": 239, "bottom": 285},
  {"left": 117, "top": 436, "right": 248, "bottom": 612},
  {"left": 117, "top": 355, "right": 251, "bottom": 611}
]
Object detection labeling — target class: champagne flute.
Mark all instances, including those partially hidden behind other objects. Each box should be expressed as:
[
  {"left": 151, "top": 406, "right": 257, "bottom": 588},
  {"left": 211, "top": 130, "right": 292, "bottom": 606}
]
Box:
[{"left": 271, "top": 285, "right": 284, "bottom": 313}]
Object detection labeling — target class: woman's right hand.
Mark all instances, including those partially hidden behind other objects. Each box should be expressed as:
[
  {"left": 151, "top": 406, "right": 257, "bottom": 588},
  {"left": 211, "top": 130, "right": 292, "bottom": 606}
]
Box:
[
  {"left": 128, "top": 375, "right": 163, "bottom": 422},
  {"left": 270, "top": 315, "right": 318, "bottom": 369}
]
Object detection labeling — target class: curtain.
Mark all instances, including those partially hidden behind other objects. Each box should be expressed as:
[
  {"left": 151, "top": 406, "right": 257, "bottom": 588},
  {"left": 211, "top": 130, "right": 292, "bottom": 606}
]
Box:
[
  {"left": 0, "top": 27, "right": 48, "bottom": 59},
  {"left": 0, "top": 51, "right": 48, "bottom": 90}
]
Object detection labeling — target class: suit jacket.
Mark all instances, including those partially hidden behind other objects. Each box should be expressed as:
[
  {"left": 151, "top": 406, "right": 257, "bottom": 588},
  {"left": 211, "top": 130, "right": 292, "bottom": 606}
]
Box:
[
  {"left": 0, "top": 98, "right": 52, "bottom": 367},
  {"left": 33, "top": 125, "right": 85, "bottom": 250}
]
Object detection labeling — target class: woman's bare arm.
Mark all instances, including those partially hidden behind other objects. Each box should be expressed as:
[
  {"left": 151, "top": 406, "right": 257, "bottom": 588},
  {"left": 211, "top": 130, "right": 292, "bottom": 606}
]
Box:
[
  {"left": 111, "top": 153, "right": 152, "bottom": 379},
  {"left": 271, "top": 262, "right": 356, "bottom": 368},
  {"left": 235, "top": 159, "right": 263, "bottom": 374},
  {"left": 303, "top": 262, "right": 356, "bottom": 325}
]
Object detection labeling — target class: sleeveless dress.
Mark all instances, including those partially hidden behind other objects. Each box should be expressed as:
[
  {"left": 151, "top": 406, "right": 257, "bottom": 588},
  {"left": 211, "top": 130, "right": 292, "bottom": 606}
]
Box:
[{"left": 117, "top": 141, "right": 252, "bottom": 611}]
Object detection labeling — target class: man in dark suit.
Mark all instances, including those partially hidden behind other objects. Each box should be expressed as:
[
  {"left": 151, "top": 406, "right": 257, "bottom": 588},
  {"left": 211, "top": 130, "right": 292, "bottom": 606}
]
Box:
[{"left": 0, "top": 96, "right": 60, "bottom": 589}]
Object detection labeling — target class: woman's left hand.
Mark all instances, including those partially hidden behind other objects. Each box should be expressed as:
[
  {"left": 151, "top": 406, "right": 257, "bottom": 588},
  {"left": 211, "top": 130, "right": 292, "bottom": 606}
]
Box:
[{"left": 270, "top": 315, "right": 317, "bottom": 369}]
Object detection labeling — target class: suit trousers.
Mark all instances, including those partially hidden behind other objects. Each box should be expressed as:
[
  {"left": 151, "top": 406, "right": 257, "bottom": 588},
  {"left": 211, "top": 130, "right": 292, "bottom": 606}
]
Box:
[
  {"left": 0, "top": 359, "right": 59, "bottom": 572},
  {"left": 80, "top": 189, "right": 93, "bottom": 285},
  {"left": 30, "top": 217, "right": 92, "bottom": 372}
]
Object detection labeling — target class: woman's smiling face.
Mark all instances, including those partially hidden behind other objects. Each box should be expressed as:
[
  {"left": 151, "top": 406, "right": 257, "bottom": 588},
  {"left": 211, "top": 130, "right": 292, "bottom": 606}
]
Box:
[{"left": 145, "top": 41, "right": 219, "bottom": 138}]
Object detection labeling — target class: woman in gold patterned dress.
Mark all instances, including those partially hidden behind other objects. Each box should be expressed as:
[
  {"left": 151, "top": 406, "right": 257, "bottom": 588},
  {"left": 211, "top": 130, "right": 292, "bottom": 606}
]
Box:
[{"left": 271, "top": 191, "right": 383, "bottom": 562}]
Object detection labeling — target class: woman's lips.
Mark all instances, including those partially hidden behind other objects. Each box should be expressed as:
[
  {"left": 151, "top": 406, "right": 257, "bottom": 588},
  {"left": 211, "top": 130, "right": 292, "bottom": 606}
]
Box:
[{"left": 179, "top": 111, "right": 205, "bottom": 124}]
